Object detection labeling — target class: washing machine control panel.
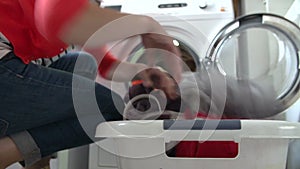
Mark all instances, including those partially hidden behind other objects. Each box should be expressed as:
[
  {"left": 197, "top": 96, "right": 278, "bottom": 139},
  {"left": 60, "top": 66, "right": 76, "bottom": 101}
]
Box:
[
  {"left": 101, "top": 0, "right": 233, "bottom": 18},
  {"left": 158, "top": 3, "right": 188, "bottom": 9}
]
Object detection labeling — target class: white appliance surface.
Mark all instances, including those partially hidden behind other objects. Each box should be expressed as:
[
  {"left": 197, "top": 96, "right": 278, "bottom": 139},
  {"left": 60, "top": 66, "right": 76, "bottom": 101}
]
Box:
[
  {"left": 283, "top": 0, "right": 300, "bottom": 122},
  {"left": 101, "top": 0, "right": 234, "bottom": 42},
  {"left": 286, "top": 0, "right": 300, "bottom": 26}
]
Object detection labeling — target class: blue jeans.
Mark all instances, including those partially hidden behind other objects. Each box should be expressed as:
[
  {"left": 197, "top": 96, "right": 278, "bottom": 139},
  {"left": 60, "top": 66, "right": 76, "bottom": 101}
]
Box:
[{"left": 0, "top": 52, "right": 124, "bottom": 166}]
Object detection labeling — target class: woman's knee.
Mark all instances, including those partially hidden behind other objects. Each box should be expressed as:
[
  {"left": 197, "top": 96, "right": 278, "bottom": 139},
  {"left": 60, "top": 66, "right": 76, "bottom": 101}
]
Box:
[
  {"left": 72, "top": 52, "right": 98, "bottom": 79},
  {"left": 52, "top": 52, "right": 98, "bottom": 79}
]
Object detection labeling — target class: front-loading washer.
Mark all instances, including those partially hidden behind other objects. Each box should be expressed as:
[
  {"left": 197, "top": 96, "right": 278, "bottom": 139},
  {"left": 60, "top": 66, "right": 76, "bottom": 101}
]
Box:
[
  {"left": 101, "top": 0, "right": 234, "bottom": 67},
  {"left": 96, "top": 0, "right": 235, "bottom": 97}
]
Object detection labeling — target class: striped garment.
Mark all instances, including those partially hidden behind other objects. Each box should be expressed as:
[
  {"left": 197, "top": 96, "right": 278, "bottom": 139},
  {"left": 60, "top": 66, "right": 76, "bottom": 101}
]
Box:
[
  {"left": 0, "top": 33, "right": 12, "bottom": 60},
  {"left": 31, "top": 45, "right": 77, "bottom": 67}
]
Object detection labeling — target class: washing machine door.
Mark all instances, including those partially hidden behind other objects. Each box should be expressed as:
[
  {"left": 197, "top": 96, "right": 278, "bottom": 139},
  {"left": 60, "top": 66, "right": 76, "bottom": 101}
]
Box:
[
  {"left": 107, "top": 22, "right": 209, "bottom": 72},
  {"left": 204, "top": 13, "right": 300, "bottom": 118},
  {"left": 102, "top": 22, "right": 209, "bottom": 99}
]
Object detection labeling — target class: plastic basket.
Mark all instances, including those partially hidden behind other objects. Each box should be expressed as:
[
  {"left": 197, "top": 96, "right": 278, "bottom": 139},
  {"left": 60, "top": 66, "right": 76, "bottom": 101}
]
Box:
[{"left": 95, "top": 120, "right": 300, "bottom": 169}]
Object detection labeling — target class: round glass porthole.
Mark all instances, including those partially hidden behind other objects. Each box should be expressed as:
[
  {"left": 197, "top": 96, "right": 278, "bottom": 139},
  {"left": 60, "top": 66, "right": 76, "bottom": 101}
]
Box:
[
  {"left": 204, "top": 13, "right": 300, "bottom": 117},
  {"left": 127, "top": 39, "right": 200, "bottom": 73}
]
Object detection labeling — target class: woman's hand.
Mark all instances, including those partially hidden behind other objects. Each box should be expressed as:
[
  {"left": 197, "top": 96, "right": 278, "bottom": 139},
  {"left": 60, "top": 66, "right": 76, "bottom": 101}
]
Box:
[
  {"left": 106, "top": 62, "right": 179, "bottom": 100},
  {"left": 137, "top": 67, "right": 179, "bottom": 100},
  {"left": 141, "top": 33, "right": 182, "bottom": 83}
]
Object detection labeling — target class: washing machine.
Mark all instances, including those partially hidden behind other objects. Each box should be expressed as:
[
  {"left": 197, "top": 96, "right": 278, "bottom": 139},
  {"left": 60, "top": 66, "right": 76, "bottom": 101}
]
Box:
[
  {"left": 102, "top": 0, "right": 234, "bottom": 67},
  {"left": 95, "top": 0, "right": 235, "bottom": 97},
  {"left": 90, "top": 1, "right": 235, "bottom": 169}
]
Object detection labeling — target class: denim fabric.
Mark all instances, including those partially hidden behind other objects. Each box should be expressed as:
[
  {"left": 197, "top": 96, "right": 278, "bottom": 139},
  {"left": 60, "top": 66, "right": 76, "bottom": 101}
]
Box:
[
  {"left": 0, "top": 118, "right": 8, "bottom": 138},
  {"left": 0, "top": 52, "right": 124, "bottom": 162}
]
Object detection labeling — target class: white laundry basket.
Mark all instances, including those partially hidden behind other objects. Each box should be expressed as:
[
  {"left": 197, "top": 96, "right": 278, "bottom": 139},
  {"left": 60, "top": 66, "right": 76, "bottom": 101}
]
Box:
[{"left": 95, "top": 119, "right": 300, "bottom": 169}]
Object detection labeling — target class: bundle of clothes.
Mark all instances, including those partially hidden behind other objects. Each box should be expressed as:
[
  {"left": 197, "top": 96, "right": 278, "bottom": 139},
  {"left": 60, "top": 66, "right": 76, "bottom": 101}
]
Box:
[{"left": 123, "top": 68, "right": 280, "bottom": 158}]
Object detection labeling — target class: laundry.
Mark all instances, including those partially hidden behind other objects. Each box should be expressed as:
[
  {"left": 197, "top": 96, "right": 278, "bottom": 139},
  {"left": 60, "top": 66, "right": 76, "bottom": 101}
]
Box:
[
  {"left": 123, "top": 68, "right": 280, "bottom": 120},
  {"left": 123, "top": 79, "right": 240, "bottom": 158},
  {"left": 123, "top": 79, "right": 183, "bottom": 120},
  {"left": 179, "top": 70, "right": 280, "bottom": 119},
  {"left": 123, "top": 69, "right": 280, "bottom": 158}
]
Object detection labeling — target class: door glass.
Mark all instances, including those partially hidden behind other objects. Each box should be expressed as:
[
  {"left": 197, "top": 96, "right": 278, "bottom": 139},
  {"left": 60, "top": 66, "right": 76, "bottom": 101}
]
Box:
[
  {"left": 128, "top": 39, "right": 200, "bottom": 73},
  {"left": 217, "top": 27, "right": 298, "bottom": 99}
]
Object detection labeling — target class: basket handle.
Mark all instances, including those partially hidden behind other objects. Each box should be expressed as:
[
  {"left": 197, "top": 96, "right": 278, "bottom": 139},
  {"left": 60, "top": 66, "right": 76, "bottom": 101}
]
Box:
[{"left": 163, "top": 119, "right": 241, "bottom": 130}]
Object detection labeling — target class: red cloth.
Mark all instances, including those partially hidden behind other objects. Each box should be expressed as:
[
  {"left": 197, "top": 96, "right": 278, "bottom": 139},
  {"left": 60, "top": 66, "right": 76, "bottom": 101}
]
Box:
[
  {"left": 84, "top": 46, "right": 118, "bottom": 78},
  {"left": 175, "top": 112, "right": 239, "bottom": 158},
  {"left": 98, "top": 52, "right": 118, "bottom": 78},
  {"left": 175, "top": 141, "right": 238, "bottom": 158},
  {"left": 0, "top": 0, "right": 88, "bottom": 63}
]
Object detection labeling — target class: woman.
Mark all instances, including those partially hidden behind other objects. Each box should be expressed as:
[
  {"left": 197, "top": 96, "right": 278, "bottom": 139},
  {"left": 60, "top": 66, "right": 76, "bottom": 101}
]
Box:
[{"left": 0, "top": 0, "right": 182, "bottom": 168}]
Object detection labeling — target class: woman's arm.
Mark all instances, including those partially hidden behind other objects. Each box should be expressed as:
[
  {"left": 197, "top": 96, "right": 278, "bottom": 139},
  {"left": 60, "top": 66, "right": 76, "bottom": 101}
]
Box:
[
  {"left": 35, "top": 0, "right": 181, "bottom": 99},
  {"left": 55, "top": 3, "right": 168, "bottom": 46},
  {"left": 35, "top": 0, "right": 166, "bottom": 44}
]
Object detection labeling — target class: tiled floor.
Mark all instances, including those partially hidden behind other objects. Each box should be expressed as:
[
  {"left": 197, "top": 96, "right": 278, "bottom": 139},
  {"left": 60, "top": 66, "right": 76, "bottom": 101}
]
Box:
[{"left": 7, "top": 159, "right": 58, "bottom": 169}]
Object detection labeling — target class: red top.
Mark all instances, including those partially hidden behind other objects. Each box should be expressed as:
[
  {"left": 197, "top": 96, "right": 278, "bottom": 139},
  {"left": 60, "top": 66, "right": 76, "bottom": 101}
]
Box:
[
  {"left": 0, "top": 0, "right": 116, "bottom": 78},
  {"left": 0, "top": 0, "right": 86, "bottom": 63}
]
